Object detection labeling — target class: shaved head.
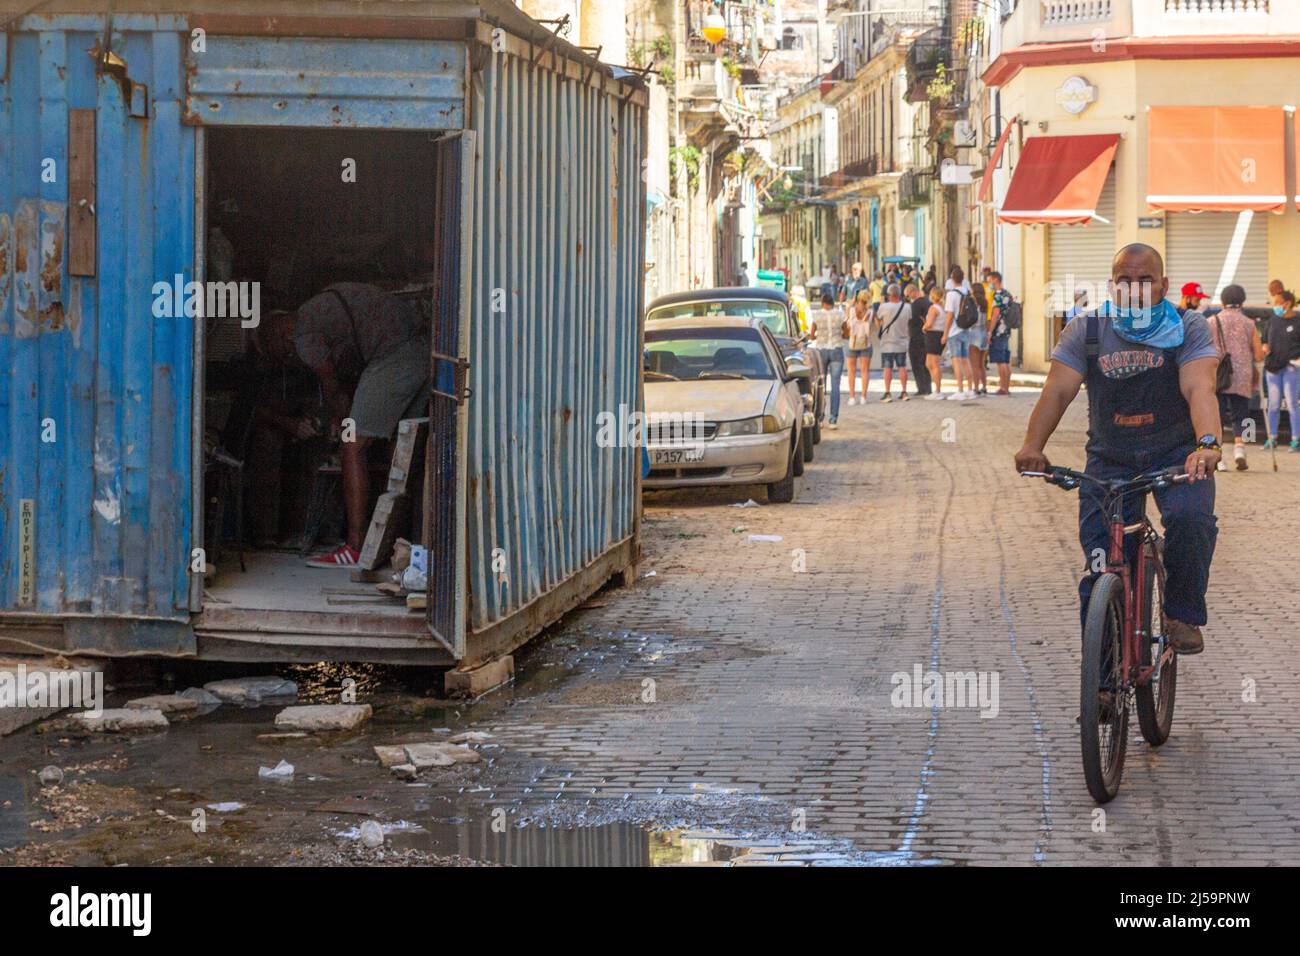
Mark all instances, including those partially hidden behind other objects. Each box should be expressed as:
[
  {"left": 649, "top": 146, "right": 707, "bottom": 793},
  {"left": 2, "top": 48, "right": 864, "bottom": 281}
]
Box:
[
  {"left": 1112, "top": 243, "right": 1164, "bottom": 280},
  {"left": 1110, "top": 243, "right": 1168, "bottom": 312}
]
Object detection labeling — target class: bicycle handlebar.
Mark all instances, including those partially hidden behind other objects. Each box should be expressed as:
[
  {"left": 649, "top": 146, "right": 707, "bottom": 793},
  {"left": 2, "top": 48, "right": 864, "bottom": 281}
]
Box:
[{"left": 1021, "top": 464, "right": 1188, "bottom": 494}]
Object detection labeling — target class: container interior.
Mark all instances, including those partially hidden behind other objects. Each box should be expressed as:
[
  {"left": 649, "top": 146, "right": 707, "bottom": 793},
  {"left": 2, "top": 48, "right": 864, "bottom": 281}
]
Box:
[{"left": 199, "top": 126, "right": 440, "bottom": 624}]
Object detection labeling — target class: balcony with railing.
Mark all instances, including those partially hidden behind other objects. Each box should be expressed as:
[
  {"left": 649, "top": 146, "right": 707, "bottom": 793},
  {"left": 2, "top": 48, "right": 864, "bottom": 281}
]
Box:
[
  {"left": 905, "top": 26, "right": 949, "bottom": 103},
  {"left": 1135, "top": 0, "right": 1294, "bottom": 35},
  {"left": 1002, "top": 0, "right": 1297, "bottom": 49}
]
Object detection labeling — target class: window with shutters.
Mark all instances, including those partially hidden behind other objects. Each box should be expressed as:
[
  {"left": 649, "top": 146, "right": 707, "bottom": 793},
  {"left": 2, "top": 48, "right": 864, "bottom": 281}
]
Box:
[{"left": 1166, "top": 210, "right": 1269, "bottom": 306}]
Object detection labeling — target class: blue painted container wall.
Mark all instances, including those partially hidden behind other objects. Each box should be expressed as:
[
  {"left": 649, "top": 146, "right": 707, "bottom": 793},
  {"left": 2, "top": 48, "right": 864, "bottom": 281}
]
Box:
[
  {"left": 465, "top": 49, "right": 645, "bottom": 632},
  {"left": 185, "top": 35, "right": 466, "bottom": 129},
  {"left": 0, "top": 17, "right": 195, "bottom": 619}
]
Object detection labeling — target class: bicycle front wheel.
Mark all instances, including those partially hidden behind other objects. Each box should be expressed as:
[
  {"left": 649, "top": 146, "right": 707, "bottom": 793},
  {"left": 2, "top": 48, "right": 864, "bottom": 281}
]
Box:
[
  {"left": 1136, "top": 538, "right": 1177, "bottom": 746},
  {"left": 1081, "top": 572, "right": 1129, "bottom": 803}
]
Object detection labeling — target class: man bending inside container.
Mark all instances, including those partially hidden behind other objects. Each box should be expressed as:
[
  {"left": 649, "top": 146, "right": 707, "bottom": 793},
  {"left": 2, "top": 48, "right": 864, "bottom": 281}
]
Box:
[{"left": 261, "top": 282, "right": 431, "bottom": 568}]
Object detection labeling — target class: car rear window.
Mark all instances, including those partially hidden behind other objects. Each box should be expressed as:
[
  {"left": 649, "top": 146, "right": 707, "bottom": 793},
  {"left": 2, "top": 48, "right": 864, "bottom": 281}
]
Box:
[{"left": 647, "top": 300, "right": 788, "bottom": 337}]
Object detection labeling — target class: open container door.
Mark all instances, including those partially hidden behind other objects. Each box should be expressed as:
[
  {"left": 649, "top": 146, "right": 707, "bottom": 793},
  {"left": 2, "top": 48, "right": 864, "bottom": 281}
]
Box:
[{"left": 425, "top": 131, "right": 475, "bottom": 658}]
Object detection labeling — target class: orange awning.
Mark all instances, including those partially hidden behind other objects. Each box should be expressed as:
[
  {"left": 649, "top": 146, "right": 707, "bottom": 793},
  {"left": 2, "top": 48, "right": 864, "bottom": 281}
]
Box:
[
  {"left": 979, "top": 115, "right": 1018, "bottom": 203},
  {"left": 997, "top": 134, "right": 1119, "bottom": 225},
  {"left": 1147, "top": 106, "right": 1286, "bottom": 213}
]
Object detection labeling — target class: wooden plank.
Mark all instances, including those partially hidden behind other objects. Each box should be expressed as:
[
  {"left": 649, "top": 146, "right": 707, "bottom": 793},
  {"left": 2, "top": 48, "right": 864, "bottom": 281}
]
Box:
[
  {"left": 387, "top": 418, "right": 427, "bottom": 495},
  {"left": 357, "top": 419, "right": 427, "bottom": 569},
  {"left": 68, "top": 109, "right": 96, "bottom": 277}
]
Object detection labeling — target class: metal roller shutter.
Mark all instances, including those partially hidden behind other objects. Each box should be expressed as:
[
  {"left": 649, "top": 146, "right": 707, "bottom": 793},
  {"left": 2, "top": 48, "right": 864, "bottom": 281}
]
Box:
[
  {"left": 1166, "top": 211, "right": 1269, "bottom": 306},
  {"left": 1048, "top": 171, "right": 1116, "bottom": 313}
]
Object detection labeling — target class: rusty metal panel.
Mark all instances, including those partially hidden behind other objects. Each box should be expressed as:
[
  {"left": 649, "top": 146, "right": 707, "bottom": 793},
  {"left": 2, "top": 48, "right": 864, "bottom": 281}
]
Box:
[
  {"left": 464, "top": 48, "right": 647, "bottom": 635},
  {"left": 184, "top": 35, "right": 467, "bottom": 129},
  {"left": 67, "top": 109, "right": 96, "bottom": 276},
  {"left": 0, "top": 23, "right": 195, "bottom": 619}
]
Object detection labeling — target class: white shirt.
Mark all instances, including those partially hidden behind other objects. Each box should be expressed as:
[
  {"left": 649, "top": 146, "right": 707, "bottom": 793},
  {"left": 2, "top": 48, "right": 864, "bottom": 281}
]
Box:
[
  {"left": 810, "top": 307, "right": 847, "bottom": 349},
  {"left": 944, "top": 288, "right": 964, "bottom": 324}
]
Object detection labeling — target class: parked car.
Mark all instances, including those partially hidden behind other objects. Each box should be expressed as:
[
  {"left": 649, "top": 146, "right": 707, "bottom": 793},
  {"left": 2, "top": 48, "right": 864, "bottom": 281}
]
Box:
[
  {"left": 646, "top": 287, "right": 824, "bottom": 463},
  {"left": 642, "top": 317, "right": 812, "bottom": 503}
]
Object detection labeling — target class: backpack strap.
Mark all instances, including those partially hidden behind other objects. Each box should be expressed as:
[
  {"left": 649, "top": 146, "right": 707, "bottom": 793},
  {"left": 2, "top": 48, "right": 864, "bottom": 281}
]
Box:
[{"left": 1084, "top": 312, "right": 1100, "bottom": 369}]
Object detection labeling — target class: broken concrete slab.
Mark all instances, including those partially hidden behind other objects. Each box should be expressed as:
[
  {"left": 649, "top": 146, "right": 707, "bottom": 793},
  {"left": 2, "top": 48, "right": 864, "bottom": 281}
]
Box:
[
  {"left": 203, "top": 676, "right": 298, "bottom": 705},
  {"left": 125, "top": 694, "right": 199, "bottom": 715},
  {"left": 444, "top": 655, "right": 514, "bottom": 698},
  {"left": 274, "top": 704, "right": 372, "bottom": 732},
  {"left": 74, "top": 708, "right": 169, "bottom": 733},
  {"left": 373, "top": 745, "right": 409, "bottom": 768},
  {"left": 402, "top": 743, "right": 457, "bottom": 769},
  {"left": 0, "top": 656, "right": 102, "bottom": 736},
  {"left": 448, "top": 731, "right": 493, "bottom": 744},
  {"left": 409, "top": 741, "right": 481, "bottom": 765},
  {"left": 390, "top": 764, "right": 418, "bottom": 780}
]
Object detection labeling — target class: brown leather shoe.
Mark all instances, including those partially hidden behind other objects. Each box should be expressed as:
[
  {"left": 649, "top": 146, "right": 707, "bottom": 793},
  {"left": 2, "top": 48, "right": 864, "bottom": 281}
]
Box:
[{"left": 1168, "top": 619, "right": 1204, "bottom": 655}]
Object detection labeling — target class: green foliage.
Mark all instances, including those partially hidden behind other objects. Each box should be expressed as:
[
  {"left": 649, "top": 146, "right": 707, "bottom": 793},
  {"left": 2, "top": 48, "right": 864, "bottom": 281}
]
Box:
[
  {"left": 669, "top": 145, "right": 702, "bottom": 195},
  {"left": 926, "top": 63, "right": 954, "bottom": 103}
]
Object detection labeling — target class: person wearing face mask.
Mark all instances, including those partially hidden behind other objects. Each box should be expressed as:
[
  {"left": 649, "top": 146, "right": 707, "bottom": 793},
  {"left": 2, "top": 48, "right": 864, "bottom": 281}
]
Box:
[
  {"left": 1015, "top": 244, "right": 1222, "bottom": 656},
  {"left": 1262, "top": 290, "right": 1300, "bottom": 453}
]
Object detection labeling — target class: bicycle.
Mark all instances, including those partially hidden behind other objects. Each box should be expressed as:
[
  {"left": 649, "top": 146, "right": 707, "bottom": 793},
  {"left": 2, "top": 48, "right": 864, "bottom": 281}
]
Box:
[{"left": 1022, "top": 464, "right": 1190, "bottom": 803}]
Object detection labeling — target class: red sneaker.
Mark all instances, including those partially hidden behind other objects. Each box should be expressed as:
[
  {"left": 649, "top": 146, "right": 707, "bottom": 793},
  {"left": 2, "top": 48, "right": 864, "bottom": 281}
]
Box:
[{"left": 305, "top": 544, "right": 361, "bottom": 569}]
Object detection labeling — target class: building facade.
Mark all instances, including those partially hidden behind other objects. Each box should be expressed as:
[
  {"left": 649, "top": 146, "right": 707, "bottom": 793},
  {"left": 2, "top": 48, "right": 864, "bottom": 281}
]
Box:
[{"left": 985, "top": 0, "right": 1300, "bottom": 371}]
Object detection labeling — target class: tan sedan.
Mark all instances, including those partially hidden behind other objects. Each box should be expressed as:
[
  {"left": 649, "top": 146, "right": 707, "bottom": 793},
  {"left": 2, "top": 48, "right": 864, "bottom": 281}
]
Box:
[{"left": 642, "top": 316, "right": 812, "bottom": 503}]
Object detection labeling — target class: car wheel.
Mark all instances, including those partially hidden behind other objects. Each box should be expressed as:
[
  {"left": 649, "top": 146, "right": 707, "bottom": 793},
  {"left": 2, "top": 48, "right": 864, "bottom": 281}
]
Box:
[
  {"left": 767, "top": 432, "right": 799, "bottom": 504},
  {"left": 794, "top": 428, "right": 807, "bottom": 475},
  {"left": 801, "top": 422, "right": 815, "bottom": 463}
]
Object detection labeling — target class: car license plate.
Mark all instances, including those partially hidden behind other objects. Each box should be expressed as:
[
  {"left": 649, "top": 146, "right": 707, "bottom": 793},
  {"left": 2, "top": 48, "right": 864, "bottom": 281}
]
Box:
[{"left": 651, "top": 446, "right": 704, "bottom": 464}]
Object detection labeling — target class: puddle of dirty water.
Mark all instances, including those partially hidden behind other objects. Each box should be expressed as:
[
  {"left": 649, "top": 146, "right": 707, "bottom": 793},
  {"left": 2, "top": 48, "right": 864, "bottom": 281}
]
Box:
[{"left": 336, "top": 817, "right": 859, "bottom": 867}]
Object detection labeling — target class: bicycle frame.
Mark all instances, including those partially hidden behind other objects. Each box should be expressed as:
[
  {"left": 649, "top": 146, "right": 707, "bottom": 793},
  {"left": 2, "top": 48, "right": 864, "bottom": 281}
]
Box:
[
  {"left": 1024, "top": 465, "right": 1188, "bottom": 689},
  {"left": 1103, "top": 499, "right": 1163, "bottom": 690}
]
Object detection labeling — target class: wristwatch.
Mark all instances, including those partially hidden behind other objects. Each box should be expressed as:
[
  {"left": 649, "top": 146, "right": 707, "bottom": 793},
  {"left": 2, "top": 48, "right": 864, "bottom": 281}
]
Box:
[{"left": 1196, "top": 435, "right": 1222, "bottom": 452}]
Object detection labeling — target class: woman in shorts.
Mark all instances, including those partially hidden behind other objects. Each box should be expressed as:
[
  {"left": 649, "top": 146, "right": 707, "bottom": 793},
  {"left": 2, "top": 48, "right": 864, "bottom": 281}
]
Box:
[
  {"left": 845, "top": 290, "right": 874, "bottom": 405},
  {"left": 966, "top": 281, "right": 990, "bottom": 396},
  {"left": 922, "top": 286, "right": 946, "bottom": 400}
]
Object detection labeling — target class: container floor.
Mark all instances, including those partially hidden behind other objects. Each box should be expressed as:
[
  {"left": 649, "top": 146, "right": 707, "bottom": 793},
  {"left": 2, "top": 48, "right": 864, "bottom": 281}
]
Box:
[{"left": 203, "top": 551, "right": 413, "bottom": 619}]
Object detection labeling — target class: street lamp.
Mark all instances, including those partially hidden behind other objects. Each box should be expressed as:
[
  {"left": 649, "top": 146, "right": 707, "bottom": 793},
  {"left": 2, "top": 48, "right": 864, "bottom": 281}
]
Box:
[{"left": 702, "top": 11, "right": 727, "bottom": 46}]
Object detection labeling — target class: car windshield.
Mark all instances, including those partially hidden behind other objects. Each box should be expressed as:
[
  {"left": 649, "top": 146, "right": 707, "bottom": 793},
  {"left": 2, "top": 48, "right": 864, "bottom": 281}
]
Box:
[
  {"left": 648, "top": 300, "right": 789, "bottom": 338},
  {"left": 643, "top": 330, "right": 776, "bottom": 381}
]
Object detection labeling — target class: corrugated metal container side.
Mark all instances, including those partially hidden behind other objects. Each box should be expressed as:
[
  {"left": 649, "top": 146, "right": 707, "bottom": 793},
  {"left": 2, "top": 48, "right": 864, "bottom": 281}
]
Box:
[
  {"left": 1, "top": 4, "right": 648, "bottom": 666},
  {"left": 465, "top": 46, "right": 646, "bottom": 633},
  {"left": 0, "top": 18, "right": 195, "bottom": 621}
]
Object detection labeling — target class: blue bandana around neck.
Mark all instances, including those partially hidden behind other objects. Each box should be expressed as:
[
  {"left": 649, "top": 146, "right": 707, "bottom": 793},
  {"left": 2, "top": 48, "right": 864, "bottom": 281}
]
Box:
[{"left": 1099, "top": 297, "right": 1185, "bottom": 349}]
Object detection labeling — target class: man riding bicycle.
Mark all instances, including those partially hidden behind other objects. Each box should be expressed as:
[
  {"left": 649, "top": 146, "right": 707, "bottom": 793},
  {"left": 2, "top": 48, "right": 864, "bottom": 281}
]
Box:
[{"left": 1015, "top": 244, "right": 1221, "bottom": 655}]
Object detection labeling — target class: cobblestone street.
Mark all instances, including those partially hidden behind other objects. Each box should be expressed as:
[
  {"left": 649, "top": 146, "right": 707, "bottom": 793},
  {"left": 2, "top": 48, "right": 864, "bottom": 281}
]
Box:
[{"left": 474, "top": 381, "right": 1300, "bottom": 865}]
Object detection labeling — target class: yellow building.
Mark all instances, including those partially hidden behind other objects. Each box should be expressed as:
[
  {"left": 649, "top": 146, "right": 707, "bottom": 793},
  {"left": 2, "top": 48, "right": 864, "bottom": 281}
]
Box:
[{"left": 984, "top": 0, "right": 1300, "bottom": 371}]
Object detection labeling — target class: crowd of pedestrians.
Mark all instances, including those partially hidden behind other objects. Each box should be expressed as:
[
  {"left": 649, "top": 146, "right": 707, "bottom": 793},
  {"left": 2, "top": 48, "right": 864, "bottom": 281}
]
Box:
[
  {"left": 802, "top": 260, "right": 1021, "bottom": 409},
  {"left": 796, "top": 258, "right": 1299, "bottom": 476}
]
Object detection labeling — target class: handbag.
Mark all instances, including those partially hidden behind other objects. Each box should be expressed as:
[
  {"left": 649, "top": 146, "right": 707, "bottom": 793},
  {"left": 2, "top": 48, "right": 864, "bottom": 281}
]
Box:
[{"left": 1211, "top": 315, "right": 1234, "bottom": 393}]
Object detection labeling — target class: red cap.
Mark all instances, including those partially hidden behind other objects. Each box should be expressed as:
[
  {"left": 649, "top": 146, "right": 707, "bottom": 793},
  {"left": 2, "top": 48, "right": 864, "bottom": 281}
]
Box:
[{"left": 1181, "top": 282, "right": 1209, "bottom": 300}]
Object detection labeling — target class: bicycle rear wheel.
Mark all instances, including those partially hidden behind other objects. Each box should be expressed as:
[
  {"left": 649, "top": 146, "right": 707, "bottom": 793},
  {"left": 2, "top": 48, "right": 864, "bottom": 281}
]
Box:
[
  {"left": 1136, "top": 538, "right": 1177, "bottom": 745},
  {"left": 1081, "top": 572, "right": 1129, "bottom": 803}
]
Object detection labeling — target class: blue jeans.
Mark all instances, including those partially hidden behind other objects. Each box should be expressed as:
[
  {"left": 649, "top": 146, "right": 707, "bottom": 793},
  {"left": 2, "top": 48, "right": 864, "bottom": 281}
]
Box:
[
  {"left": 1077, "top": 444, "right": 1218, "bottom": 629},
  {"left": 819, "top": 346, "right": 845, "bottom": 421},
  {"left": 1265, "top": 365, "right": 1300, "bottom": 441}
]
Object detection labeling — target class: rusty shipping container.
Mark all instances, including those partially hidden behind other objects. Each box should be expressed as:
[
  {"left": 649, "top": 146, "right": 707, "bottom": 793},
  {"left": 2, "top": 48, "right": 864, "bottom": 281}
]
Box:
[{"left": 0, "top": 2, "right": 647, "bottom": 668}]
